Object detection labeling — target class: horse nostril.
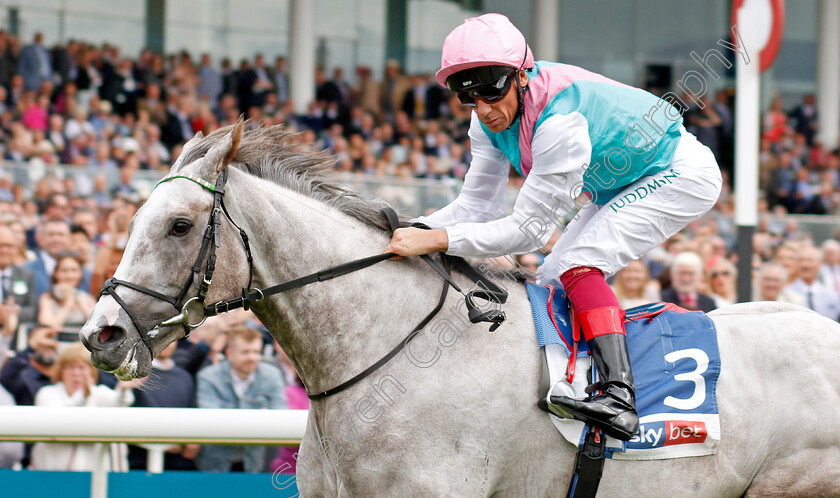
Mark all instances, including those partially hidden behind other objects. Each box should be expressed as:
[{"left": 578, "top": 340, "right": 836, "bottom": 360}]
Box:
[
  {"left": 94, "top": 326, "right": 125, "bottom": 348},
  {"left": 80, "top": 332, "right": 95, "bottom": 351},
  {"left": 99, "top": 328, "right": 113, "bottom": 343}
]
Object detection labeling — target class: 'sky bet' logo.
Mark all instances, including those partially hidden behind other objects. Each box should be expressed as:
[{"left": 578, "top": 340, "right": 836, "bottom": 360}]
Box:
[
  {"left": 663, "top": 420, "right": 707, "bottom": 446},
  {"left": 629, "top": 420, "right": 707, "bottom": 447}
]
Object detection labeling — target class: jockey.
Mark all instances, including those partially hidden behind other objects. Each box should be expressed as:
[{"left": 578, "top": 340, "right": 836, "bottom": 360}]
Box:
[{"left": 385, "top": 13, "right": 722, "bottom": 440}]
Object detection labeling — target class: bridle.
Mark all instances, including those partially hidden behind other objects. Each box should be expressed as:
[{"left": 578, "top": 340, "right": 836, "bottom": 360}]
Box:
[
  {"left": 100, "top": 167, "right": 509, "bottom": 400},
  {"left": 100, "top": 169, "right": 248, "bottom": 355}
]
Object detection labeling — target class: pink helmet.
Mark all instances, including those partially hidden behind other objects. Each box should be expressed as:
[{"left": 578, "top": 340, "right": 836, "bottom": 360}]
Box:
[{"left": 435, "top": 13, "right": 534, "bottom": 88}]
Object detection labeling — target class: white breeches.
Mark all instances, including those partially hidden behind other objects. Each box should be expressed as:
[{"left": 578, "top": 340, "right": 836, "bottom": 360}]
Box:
[{"left": 537, "top": 127, "right": 723, "bottom": 283}]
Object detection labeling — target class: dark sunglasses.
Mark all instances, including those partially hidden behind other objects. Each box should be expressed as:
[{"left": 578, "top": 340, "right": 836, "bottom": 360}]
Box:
[
  {"left": 711, "top": 271, "right": 732, "bottom": 278},
  {"left": 457, "top": 71, "right": 516, "bottom": 107}
]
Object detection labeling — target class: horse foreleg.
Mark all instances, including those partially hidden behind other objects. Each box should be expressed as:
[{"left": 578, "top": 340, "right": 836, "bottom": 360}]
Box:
[{"left": 295, "top": 414, "right": 343, "bottom": 497}]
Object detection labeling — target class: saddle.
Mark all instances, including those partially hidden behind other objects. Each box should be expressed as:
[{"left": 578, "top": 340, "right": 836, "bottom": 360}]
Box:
[{"left": 526, "top": 282, "right": 722, "bottom": 459}]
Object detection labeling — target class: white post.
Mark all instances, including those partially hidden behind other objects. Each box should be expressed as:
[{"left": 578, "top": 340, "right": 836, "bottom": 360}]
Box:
[
  {"left": 532, "top": 0, "right": 559, "bottom": 61},
  {"left": 817, "top": 0, "right": 840, "bottom": 150},
  {"left": 90, "top": 443, "right": 109, "bottom": 498},
  {"left": 143, "top": 444, "right": 171, "bottom": 474},
  {"left": 289, "top": 0, "right": 316, "bottom": 115},
  {"left": 734, "top": 7, "right": 760, "bottom": 302}
]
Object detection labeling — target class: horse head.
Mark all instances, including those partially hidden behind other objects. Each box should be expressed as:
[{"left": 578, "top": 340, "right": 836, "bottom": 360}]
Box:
[{"left": 81, "top": 120, "right": 249, "bottom": 379}]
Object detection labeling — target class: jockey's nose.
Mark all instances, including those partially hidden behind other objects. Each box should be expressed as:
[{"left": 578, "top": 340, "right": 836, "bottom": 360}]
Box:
[{"left": 475, "top": 99, "right": 493, "bottom": 116}]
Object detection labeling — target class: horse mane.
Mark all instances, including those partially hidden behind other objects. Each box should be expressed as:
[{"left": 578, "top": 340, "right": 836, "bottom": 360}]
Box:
[{"left": 177, "top": 123, "right": 396, "bottom": 232}]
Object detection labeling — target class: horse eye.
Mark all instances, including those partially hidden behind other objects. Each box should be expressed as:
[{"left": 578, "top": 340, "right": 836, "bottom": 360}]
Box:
[{"left": 171, "top": 221, "right": 192, "bottom": 236}]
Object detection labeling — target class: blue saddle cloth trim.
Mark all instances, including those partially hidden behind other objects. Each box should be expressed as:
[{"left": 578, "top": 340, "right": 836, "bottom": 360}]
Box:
[{"left": 526, "top": 283, "right": 589, "bottom": 356}]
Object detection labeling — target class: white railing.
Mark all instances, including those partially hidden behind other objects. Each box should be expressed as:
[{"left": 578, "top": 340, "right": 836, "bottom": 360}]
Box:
[{"left": 0, "top": 406, "right": 307, "bottom": 498}]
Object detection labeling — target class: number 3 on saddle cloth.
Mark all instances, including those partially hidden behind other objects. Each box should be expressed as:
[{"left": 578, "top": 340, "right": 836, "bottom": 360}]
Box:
[{"left": 526, "top": 283, "right": 722, "bottom": 460}]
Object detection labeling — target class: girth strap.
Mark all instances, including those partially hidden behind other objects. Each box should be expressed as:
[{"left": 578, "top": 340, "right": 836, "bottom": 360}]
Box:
[{"left": 567, "top": 428, "right": 607, "bottom": 498}]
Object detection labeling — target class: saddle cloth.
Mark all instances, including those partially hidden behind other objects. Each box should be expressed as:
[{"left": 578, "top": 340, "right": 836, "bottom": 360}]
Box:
[{"left": 526, "top": 283, "right": 722, "bottom": 460}]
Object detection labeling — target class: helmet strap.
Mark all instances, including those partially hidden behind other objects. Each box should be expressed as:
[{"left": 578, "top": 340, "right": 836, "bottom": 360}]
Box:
[{"left": 511, "top": 70, "right": 528, "bottom": 128}]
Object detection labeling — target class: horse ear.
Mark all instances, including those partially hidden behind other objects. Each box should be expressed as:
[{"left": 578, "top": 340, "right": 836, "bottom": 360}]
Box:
[
  {"left": 199, "top": 118, "right": 244, "bottom": 180},
  {"left": 170, "top": 131, "right": 205, "bottom": 172}
]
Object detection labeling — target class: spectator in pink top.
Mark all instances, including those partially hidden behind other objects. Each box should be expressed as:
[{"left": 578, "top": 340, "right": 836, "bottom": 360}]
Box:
[{"left": 22, "top": 94, "right": 50, "bottom": 132}]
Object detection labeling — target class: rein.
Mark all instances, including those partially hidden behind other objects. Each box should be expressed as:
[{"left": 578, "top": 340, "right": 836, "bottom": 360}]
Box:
[{"left": 100, "top": 168, "right": 508, "bottom": 400}]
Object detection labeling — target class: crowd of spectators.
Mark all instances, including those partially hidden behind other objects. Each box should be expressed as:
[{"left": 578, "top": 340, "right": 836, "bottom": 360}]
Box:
[
  {"left": 1, "top": 30, "right": 837, "bottom": 208},
  {"left": 0, "top": 31, "right": 475, "bottom": 189},
  {"left": 0, "top": 29, "right": 839, "bottom": 474},
  {"left": 761, "top": 94, "right": 840, "bottom": 215},
  {"left": 508, "top": 205, "right": 840, "bottom": 322}
]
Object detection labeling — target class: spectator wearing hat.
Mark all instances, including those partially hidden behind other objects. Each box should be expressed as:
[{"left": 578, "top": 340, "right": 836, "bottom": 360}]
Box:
[{"left": 21, "top": 93, "right": 50, "bottom": 132}]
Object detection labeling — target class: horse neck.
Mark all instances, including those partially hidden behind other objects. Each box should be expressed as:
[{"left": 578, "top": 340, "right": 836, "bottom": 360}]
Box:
[{"left": 226, "top": 171, "right": 444, "bottom": 393}]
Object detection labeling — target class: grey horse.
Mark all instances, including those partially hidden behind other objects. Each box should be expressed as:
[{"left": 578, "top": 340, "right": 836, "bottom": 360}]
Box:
[{"left": 81, "top": 123, "right": 840, "bottom": 496}]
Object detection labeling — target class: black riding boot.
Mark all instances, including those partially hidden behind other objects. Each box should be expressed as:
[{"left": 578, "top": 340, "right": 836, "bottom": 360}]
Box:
[{"left": 548, "top": 332, "right": 639, "bottom": 441}]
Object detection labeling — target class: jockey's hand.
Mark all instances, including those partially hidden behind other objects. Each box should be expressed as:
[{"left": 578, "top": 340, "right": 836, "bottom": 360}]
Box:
[{"left": 385, "top": 228, "right": 449, "bottom": 259}]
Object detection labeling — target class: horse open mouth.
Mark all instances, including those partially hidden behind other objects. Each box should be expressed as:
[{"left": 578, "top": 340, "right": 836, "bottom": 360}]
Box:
[{"left": 111, "top": 345, "right": 140, "bottom": 380}]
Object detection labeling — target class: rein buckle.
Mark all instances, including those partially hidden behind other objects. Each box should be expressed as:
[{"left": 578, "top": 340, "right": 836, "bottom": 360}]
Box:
[{"left": 214, "top": 301, "right": 230, "bottom": 315}]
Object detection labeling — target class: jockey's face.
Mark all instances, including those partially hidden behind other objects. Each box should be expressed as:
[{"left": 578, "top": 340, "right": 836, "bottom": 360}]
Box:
[{"left": 474, "top": 70, "right": 528, "bottom": 133}]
